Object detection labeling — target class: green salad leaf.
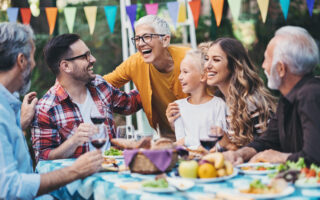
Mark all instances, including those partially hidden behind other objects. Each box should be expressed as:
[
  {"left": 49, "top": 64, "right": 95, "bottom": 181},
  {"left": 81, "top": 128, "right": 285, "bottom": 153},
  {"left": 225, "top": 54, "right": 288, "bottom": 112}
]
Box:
[
  {"left": 104, "top": 147, "right": 123, "bottom": 156},
  {"left": 142, "top": 178, "right": 169, "bottom": 188},
  {"left": 249, "top": 179, "right": 267, "bottom": 189}
]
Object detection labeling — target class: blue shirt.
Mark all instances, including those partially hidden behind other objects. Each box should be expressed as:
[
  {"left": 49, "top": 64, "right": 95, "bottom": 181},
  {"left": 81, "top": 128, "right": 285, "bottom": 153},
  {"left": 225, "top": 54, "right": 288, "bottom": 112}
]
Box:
[{"left": 0, "top": 84, "right": 40, "bottom": 199}]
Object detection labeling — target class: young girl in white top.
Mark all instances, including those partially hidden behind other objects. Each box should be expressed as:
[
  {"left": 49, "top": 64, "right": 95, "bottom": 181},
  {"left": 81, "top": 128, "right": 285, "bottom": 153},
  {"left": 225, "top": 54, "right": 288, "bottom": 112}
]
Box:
[{"left": 174, "top": 49, "right": 227, "bottom": 148}]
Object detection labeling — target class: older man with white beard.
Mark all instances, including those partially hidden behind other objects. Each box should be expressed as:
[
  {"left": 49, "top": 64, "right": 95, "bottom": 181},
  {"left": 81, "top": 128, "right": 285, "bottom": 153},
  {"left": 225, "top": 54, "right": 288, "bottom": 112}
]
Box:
[{"left": 223, "top": 26, "right": 320, "bottom": 166}]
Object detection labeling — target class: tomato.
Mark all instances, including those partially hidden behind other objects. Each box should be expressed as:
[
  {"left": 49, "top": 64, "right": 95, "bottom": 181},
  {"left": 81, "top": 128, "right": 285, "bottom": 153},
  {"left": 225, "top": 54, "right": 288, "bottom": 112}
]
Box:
[
  {"left": 318, "top": 172, "right": 320, "bottom": 177},
  {"left": 307, "top": 169, "right": 316, "bottom": 178},
  {"left": 258, "top": 167, "right": 267, "bottom": 171},
  {"left": 301, "top": 167, "right": 309, "bottom": 174}
]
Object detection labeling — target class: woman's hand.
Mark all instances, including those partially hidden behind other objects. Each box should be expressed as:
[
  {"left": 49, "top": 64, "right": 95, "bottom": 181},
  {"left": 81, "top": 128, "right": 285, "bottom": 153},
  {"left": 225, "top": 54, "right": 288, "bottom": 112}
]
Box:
[
  {"left": 165, "top": 102, "right": 180, "bottom": 130},
  {"left": 209, "top": 127, "right": 237, "bottom": 152}
]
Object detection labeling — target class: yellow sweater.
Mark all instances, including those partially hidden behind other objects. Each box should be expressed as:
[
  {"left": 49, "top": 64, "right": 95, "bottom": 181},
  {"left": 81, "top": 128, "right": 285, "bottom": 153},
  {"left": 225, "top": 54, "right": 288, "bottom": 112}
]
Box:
[{"left": 103, "top": 46, "right": 190, "bottom": 130}]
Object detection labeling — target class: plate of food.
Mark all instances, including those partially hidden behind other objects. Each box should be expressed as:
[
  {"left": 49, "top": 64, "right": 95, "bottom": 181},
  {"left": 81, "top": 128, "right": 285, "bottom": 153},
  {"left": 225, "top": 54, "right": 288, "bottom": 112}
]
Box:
[
  {"left": 101, "top": 156, "right": 119, "bottom": 170},
  {"left": 141, "top": 178, "right": 176, "bottom": 193},
  {"left": 236, "top": 179, "right": 295, "bottom": 199},
  {"left": 237, "top": 163, "right": 278, "bottom": 175},
  {"left": 103, "top": 147, "right": 123, "bottom": 159},
  {"left": 295, "top": 165, "right": 320, "bottom": 188}
]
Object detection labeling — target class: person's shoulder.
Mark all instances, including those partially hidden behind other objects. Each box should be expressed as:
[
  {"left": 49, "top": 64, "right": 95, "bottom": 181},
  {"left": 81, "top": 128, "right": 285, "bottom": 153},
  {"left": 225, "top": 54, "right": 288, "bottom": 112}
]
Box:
[
  {"left": 174, "top": 98, "right": 188, "bottom": 106},
  {"left": 297, "top": 76, "right": 320, "bottom": 99},
  {"left": 36, "top": 86, "right": 60, "bottom": 113},
  {"left": 211, "top": 96, "right": 226, "bottom": 105}
]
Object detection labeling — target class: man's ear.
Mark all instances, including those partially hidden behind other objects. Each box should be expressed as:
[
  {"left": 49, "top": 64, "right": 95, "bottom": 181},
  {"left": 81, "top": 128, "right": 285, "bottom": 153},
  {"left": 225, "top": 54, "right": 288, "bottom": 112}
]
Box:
[
  {"left": 60, "top": 60, "right": 72, "bottom": 73},
  {"left": 16, "top": 53, "right": 27, "bottom": 71},
  {"left": 277, "top": 61, "right": 286, "bottom": 78},
  {"left": 162, "top": 35, "right": 171, "bottom": 48}
]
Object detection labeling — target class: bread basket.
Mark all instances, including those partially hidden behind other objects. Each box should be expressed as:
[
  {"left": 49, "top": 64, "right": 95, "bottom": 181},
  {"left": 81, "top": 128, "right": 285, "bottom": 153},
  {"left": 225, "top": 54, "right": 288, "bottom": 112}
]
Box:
[{"left": 127, "top": 149, "right": 178, "bottom": 174}]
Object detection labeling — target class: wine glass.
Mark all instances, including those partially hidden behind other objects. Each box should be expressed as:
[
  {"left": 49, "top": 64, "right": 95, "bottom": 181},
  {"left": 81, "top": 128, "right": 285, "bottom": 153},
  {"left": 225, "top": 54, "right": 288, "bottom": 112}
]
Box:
[
  {"left": 199, "top": 120, "right": 224, "bottom": 150},
  {"left": 90, "top": 105, "right": 107, "bottom": 149}
]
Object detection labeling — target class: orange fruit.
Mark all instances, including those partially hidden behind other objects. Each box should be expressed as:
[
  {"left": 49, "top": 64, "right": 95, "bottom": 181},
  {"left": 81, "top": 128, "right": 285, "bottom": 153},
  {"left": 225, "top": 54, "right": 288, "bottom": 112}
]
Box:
[{"left": 198, "top": 163, "right": 217, "bottom": 178}]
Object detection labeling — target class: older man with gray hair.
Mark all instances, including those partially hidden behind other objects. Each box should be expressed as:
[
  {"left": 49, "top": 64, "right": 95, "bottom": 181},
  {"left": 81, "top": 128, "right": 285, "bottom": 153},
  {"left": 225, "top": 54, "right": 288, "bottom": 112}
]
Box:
[
  {"left": 0, "top": 22, "right": 103, "bottom": 199},
  {"left": 223, "top": 25, "right": 320, "bottom": 165}
]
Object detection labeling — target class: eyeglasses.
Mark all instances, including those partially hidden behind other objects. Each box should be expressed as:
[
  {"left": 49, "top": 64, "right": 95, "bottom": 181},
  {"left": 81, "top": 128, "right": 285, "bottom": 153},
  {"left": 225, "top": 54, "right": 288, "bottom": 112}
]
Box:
[
  {"left": 64, "top": 51, "right": 91, "bottom": 62},
  {"left": 131, "top": 33, "right": 165, "bottom": 45}
]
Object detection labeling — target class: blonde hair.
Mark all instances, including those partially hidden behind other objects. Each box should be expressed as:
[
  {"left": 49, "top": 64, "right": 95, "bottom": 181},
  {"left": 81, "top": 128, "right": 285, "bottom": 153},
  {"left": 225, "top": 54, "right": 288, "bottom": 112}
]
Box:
[
  {"left": 183, "top": 49, "right": 205, "bottom": 74},
  {"left": 210, "top": 38, "right": 277, "bottom": 147}
]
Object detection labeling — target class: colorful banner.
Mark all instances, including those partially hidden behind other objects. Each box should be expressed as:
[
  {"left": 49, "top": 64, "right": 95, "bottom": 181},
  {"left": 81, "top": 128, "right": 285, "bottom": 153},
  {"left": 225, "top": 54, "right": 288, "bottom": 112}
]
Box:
[
  {"left": 210, "top": 0, "right": 224, "bottom": 27},
  {"left": 178, "top": 2, "right": 187, "bottom": 23},
  {"left": 257, "top": 0, "right": 269, "bottom": 23},
  {"left": 104, "top": 6, "right": 117, "bottom": 34},
  {"left": 188, "top": 0, "right": 201, "bottom": 28},
  {"left": 280, "top": 0, "right": 290, "bottom": 20},
  {"left": 145, "top": 3, "right": 158, "bottom": 15},
  {"left": 227, "top": 0, "right": 241, "bottom": 21},
  {"left": 64, "top": 7, "right": 77, "bottom": 33},
  {"left": 84, "top": 6, "right": 97, "bottom": 35},
  {"left": 7, "top": 7, "right": 19, "bottom": 23},
  {"left": 167, "top": 1, "right": 179, "bottom": 28},
  {"left": 306, "top": 0, "right": 314, "bottom": 16},
  {"left": 126, "top": 5, "right": 137, "bottom": 31},
  {"left": 45, "top": 7, "right": 58, "bottom": 35},
  {"left": 20, "top": 8, "right": 31, "bottom": 25}
]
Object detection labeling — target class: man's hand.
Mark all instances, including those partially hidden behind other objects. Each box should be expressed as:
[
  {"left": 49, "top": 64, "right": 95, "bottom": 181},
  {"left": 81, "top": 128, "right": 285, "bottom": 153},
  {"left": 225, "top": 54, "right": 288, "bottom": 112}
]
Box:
[
  {"left": 70, "top": 123, "right": 97, "bottom": 146},
  {"left": 20, "top": 92, "right": 38, "bottom": 130},
  {"left": 223, "top": 150, "right": 244, "bottom": 165},
  {"left": 165, "top": 102, "right": 180, "bottom": 130},
  {"left": 71, "top": 150, "right": 103, "bottom": 178},
  {"left": 249, "top": 149, "right": 290, "bottom": 163}
]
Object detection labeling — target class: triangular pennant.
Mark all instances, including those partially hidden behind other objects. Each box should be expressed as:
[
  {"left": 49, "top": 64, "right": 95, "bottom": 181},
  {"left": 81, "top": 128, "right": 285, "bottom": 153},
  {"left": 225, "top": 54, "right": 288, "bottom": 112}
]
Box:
[
  {"left": 104, "top": 6, "right": 117, "bottom": 34},
  {"left": 178, "top": 2, "right": 187, "bottom": 23},
  {"left": 64, "top": 7, "right": 77, "bottom": 33},
  {"left": 227, "top": 0, "right": 241, "bottom": 21},
  {"left": 45, "top": 7, "right": 58, "bottom": 35},
  {"left": 20, "top": 8, "right": 31, "bottom": 25},
  {"left": 30, "top": 4, "right": 40, "bottom": 17},
  {"left": 306, "top": 0, "right": 314, "bottom": 16},
  {"left": 7, "top": 7, "right": 19, "bottom": 23},
  {"left": 210, "top": 0, "right": 224, "bottom": 27},
  {"left": 257, "top": 0, "right": 269, "bottom": 23},
  {"left": 145, "top": 3, "right": 158, "bottom": 15},
  {"left": 189, "top": 0, "right": 201, "bottom": 28},
  {"left": 84, "top": 6, "right": 97, "bottom": 35},
  {"left": 280, "top": 0, "right": 290, "bottom": 20},
  {"left": 126, "top": 5, "right": 137, "bottom": 32},
  {"left": 167, "top": 2, "right": 179, "bottom": 28}
]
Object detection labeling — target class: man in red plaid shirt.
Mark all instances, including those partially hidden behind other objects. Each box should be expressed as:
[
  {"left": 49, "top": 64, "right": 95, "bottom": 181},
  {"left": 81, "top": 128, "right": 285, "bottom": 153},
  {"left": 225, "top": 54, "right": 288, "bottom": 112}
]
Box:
[{"left": 31, "top": 34, "right": 142, "bottom": 161}]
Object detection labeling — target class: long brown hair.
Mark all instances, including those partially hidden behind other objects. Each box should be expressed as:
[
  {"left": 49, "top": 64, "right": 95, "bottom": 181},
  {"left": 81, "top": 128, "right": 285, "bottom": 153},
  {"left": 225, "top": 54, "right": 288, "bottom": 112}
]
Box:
[{"left": 210, "top": 38, "right": 277, "bottom": 147}]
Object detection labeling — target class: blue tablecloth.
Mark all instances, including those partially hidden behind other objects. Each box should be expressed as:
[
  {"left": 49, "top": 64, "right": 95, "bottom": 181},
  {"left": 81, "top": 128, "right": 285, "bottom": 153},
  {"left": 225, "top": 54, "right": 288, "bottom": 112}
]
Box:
[{"left": 36, "top": 159, "right": 319, "bottom": 200}]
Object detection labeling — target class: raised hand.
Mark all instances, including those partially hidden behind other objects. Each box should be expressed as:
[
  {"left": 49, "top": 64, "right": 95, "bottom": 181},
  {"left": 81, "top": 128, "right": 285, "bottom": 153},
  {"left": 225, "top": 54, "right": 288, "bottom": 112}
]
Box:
[{"left": 21, "top": 91, "right": 38, "bottom": 130}]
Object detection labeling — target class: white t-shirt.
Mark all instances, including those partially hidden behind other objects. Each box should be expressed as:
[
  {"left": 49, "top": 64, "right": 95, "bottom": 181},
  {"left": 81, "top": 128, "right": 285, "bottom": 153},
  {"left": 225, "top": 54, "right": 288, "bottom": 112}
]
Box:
[
  {"left": 174, "top": 96, "right": 227, "bottom": 148},
  {"left": 75, "top": 89, "right": 110, "bottom": 151}
]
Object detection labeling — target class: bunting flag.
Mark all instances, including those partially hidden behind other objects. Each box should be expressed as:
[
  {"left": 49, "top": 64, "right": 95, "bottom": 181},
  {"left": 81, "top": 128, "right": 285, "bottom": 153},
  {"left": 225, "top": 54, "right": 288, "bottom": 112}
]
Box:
[
  {"left": 188, "top": 0, "right": 201, "bottom": 28},
  {"left": 64, "top": 7, "right": 77, "bottom": 33},
  {"left": 45, "top": 7, "right": 58, "bottom": 35},
  {"left": 20, "top": 8, "right": 31, "bottom": 25},
  {"left": 306, "top": 0, "right": 314, "bottom": 16},
  {"left": 7, "top": 7, "right": 19, "bottom": 23},
  {"left": 84, "top": 6, "right": 97, "bottom": 35},
  {"left": 227, "top": 0, "right": 241, "bottom": 21},
  {"left": 257, "top": 0, "right": 269, "bottom": 23},
  {"left": 210, "top": 0, "right": 224, "bottom": 27},
  {"left": 126, "top": 5, "right": 137, "bottom": 31},
  {"left": 104, "top": 6, "right": 117, "bottom": 33},
  {"left": 280, "top": 0, "right": 290, "bottom": 20},
  {"left": 167, "top": 1, "right": 179, "bottom": 28},
  {"left": 145, "top": 3, "right": 158, "bottom": 15},
  {"left": 177, "top": 2, "right": 187, "bottom": 22}
]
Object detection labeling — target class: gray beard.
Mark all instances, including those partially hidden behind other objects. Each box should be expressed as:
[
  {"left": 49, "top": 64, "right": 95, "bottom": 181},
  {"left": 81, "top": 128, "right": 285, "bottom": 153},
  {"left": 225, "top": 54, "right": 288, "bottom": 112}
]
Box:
[
  {"left": 19, "top": 79, "right": 31, "bottom": 96},
  {"left": 18, "top": 63, "right": 32, "bottom": 96}
]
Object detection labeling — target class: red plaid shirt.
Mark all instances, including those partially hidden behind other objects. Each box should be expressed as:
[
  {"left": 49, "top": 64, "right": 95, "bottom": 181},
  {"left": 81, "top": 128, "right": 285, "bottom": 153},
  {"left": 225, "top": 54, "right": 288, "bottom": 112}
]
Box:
[{"left": 31, "top": 75, "right": 141, "bottom": 161}]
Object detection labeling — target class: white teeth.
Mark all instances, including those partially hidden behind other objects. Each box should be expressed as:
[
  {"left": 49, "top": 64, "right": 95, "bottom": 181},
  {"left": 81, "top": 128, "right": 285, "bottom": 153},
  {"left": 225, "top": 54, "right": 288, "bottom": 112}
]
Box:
[
  {"left": 207, "top": 72, "right": 217, "bottom": 77},
  {"left": 142, "top": 49, "right": 152, "bottom": 54}
]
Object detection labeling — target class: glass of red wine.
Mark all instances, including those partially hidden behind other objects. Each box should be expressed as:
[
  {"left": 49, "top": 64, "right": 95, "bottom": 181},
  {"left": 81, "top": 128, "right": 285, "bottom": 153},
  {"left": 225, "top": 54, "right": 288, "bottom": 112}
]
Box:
[
  {"left": 200, "top": 120, "right": 224, "bottom": 151},
  {"left": 90, "top": 105, "right": 107, "bottom": 149}
]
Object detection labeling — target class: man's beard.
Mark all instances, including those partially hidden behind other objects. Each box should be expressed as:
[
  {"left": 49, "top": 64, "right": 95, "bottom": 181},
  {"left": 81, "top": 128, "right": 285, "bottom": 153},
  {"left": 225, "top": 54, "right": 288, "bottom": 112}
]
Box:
[
  {"left": 265, "top": 63, "right": 282, "bottom": 90},
  {"left": 18, "top": 63, "right": 32, "bottom": 96}
]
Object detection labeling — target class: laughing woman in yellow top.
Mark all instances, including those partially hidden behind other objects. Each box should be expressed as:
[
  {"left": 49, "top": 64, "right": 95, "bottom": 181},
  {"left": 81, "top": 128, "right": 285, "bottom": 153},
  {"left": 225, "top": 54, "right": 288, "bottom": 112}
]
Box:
[{"left": 103, "top": 15, "right": 190, "bottom": 141}]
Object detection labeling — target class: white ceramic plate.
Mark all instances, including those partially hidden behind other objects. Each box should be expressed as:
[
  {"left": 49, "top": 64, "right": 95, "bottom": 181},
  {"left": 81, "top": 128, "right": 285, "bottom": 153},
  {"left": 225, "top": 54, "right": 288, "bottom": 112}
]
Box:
[
  {"left": 103, "top": 155, "right": 124, "bottom": 159},
  {"left": 130, "top": 173, "right": 156, "bottom": 180},
  {"left": 236, "top": 163, "right": 278, "bottom": 175},
  {"left": 180, "top": 168, "right": 238, "bottom": 183},
  {"left": 295, "top": 179, "right": 320, "bottom": 188},
  {"left": 167, "top": 177, "right": 195, "bottom": 191},
  {"left": 236, "top": 186, "right": 295, "bottom": 199},
  {"left": 141, "top": 185, "right": 176, "bottom": 193}
]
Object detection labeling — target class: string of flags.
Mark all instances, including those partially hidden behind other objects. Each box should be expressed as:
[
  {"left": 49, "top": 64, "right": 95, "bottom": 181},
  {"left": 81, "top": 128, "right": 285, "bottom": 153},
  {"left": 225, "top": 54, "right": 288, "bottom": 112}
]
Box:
[{"left": 2, "top": 0, "right": 316, "bottom": 35}]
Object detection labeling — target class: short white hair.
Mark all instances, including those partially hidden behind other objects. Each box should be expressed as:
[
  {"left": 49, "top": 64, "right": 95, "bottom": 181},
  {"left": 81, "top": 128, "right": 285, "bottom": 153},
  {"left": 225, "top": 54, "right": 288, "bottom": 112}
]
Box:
[
  {"left": 134, "top": 15, "right": 171, "bottom": 37},
  {"left": 272, "top": 26, "right": 319, "bottom": 75}
]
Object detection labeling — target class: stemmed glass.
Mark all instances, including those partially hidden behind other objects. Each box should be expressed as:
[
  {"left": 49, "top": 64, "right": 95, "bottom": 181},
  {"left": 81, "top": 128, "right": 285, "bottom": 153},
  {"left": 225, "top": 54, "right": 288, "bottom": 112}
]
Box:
[
  {"left": 90, "top": 105, "right": 107, "bottom": 149},
  {"left": 199, "top": 120, "right": 224, "bottom": 150}
]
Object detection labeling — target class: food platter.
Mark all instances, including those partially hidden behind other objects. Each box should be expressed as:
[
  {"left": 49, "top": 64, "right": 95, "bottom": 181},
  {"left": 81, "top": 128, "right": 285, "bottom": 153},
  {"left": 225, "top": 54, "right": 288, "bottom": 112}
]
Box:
[
  {"left": 295, "top": 178, "right": 320, "bottom": 188},
  {"left": 236, "top": 186, "right": 295, "bottom": 199},
  {"left": 236, "top": 163, "right": 278, "bottom": 175}
]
